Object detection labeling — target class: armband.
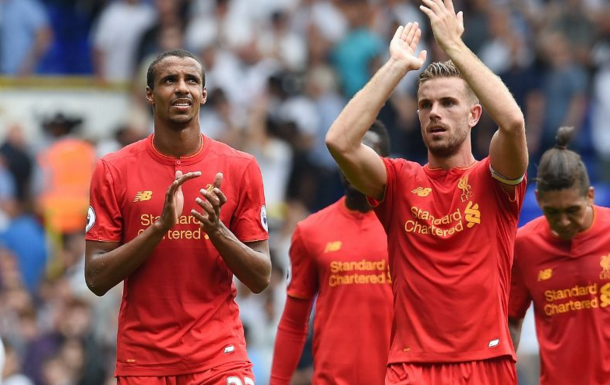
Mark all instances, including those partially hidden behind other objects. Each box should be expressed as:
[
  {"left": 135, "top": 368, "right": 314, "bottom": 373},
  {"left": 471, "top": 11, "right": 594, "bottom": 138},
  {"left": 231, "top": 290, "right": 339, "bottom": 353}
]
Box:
[{"left": 489, "top": 165, "right": 525, "bottom": 186}]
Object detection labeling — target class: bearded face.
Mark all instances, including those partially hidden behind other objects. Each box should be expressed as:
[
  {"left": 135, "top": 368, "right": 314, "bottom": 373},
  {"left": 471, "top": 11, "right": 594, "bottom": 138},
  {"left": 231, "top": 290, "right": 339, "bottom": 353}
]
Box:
[
  {"left": 422, "top": 112, "right": 471, "bottom": 158},
  {"left": 417, "top": 77, "right": 478, "bottom": 159}
]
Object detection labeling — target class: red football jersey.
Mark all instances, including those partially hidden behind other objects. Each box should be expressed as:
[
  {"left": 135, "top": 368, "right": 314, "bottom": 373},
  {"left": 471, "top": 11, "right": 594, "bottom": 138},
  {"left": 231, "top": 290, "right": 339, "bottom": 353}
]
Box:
[
  {"left": 288, "top": 197, "right": 393, "bottom": 384},
  {"left": 509, "top": 206, "right": 610, "bottom": 385},
  {"left": 86, "top": 135, "right": 268, "bottom": 376},
  {"left": 369, "top": 157, "right": 526, "bottom": 364}
]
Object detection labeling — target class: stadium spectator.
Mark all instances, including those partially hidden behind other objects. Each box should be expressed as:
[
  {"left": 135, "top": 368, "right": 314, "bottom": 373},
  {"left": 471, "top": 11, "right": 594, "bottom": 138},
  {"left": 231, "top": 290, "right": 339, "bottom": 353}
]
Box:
[
  {"left": 91, "top": 0, "right": 155, "bottom": 83},
  {"left": 2, "top": 339, "right": 34, "bottom": 385},
  {"left": 36, "top": 113, "right": 96, "bottom": 237},
  {"left": 331, "top": 0, "right": 384, "bottom": 98},
  {"left": 0, "top": 0, "right": 53, "bottom": 76}
]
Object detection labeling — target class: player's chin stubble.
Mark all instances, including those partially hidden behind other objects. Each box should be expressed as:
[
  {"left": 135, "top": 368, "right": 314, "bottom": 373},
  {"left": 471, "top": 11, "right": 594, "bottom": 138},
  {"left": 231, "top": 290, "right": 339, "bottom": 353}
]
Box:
[{"left": 423, "top": 124, "right": 469, "bottom": 159}]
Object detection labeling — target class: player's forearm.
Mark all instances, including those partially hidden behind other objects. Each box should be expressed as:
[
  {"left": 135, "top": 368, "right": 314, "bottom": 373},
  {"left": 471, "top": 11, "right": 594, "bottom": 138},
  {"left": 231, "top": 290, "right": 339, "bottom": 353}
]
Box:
[
  {"left": 85, "top": 222, "right": 167, "bottom": 296},
  {"left": 207, "top": 224, "right": 271, "bottom": 293},
  {"left": 19, "top": 27, "right": 52, "bottom": 75},
  {"left": 508, "top": 317, "right": 524, "bottom": 352},
  {"left": 270, "top": 328, "right": 308, "bottom": 385},
  {"left": 326, "top": 58, "right": 408, "bottom": 157},
  {"left": 92, "top": 48, "right": 105, "bottom": 80},
  {"left": 270, "top": 297, "right": 312, "bottom": 385},
  {"left": 444, "top": 41, "right": 525, "bottom": 134},
  {"left": 562, "top": 94, "right": 586, "bottom": 128}
]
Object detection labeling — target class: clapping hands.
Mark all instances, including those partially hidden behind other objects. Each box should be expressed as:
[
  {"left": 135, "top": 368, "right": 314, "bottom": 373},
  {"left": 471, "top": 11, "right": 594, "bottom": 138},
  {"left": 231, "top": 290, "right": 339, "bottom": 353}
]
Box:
[{"left": 420, "top": 0, "right": 464, "bottom": 51}]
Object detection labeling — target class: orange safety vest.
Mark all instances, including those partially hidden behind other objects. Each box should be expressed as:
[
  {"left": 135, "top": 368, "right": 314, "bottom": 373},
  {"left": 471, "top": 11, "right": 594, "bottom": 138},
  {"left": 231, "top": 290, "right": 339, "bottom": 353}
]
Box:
[{"left": 38, "top": 138, "right": 96, "bottom": 233}]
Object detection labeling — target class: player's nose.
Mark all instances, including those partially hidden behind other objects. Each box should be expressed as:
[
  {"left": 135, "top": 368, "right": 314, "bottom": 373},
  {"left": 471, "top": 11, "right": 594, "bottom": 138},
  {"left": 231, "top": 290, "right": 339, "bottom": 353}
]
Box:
[
  {"left": 174, "top": 78, "right": 189, "bottom": 94},
  {"left": 429, "top": 102, "right": 442, "bottom": 119},
  {"left": 557, "top": 213, "right": 570, "bottom": 228}
]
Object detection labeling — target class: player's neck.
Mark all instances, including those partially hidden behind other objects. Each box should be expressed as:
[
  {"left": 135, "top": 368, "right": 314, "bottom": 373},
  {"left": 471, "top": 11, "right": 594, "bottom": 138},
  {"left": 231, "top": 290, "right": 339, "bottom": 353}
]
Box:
[
  {"left": 152, "top": 127, "right": 202, "bottom": 158},
  {"left": 581, "top": 204, "right": 595, "bottom": 233},
  {"left": 344, "top": 192, "right": 372, "bottom": 213},
  {"left": 427, "top": 150, "right": 476, "bottom": 170}
]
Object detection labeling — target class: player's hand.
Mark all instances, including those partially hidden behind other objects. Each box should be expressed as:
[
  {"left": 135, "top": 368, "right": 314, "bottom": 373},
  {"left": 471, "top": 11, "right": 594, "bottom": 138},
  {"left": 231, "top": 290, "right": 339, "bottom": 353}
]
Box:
[
  {"left": 191, "top": 172, "right": 227, "bottom": 237},
  {"left": 389, "top": 22, "right": 427, "bottom": 71},
  {"left": 157, "top": 170, "right": 202, "bottom": 231},
  {"left": 420, "top": 0, "right": 464, "bottom": 51}
]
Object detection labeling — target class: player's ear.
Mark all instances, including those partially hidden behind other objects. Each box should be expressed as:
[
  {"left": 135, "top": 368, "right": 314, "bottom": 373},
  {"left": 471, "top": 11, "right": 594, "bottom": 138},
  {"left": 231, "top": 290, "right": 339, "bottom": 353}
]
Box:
[
  {"left": 469, "top": 104, "right": 482, "bottom": 128},
  {"left": 145, "top": 86, "right": 155, "bottom": 106},
  {"left": 587, "top": 186, "right": 595, "bottom": 204},
  {"left": 200, "top": 87, "right": 207, "bottom": 106}
]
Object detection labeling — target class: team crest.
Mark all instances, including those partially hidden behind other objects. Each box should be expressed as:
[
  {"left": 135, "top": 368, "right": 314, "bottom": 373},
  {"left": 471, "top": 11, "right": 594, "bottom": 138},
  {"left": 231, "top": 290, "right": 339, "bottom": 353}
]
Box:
[
  {"left": 286, "top": 264, "right": 292, "bottom": 286},
  {"left": 86, "top": 206, "right": 96, "bottom": 233},
  {"left": 601, "top": 254, "right": 610, "bottom": 280},
  {"left": 260, "top": 205, "right": 268, "bottom": 232},
  {"left": 458, "top": 175, "right": 473, "bottom": 202}
]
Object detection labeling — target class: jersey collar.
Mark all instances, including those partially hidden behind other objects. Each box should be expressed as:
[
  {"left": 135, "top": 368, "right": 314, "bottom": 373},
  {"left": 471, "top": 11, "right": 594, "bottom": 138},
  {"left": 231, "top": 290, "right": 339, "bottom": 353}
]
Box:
[{"left": 146, "top": 134, "right": 209, "bottom": 166}]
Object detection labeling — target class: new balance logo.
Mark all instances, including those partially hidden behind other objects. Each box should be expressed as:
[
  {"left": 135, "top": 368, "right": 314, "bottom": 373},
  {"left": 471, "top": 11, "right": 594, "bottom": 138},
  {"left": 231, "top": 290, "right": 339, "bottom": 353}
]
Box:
[
  {"left": 412, "top": 187, "right": 432, "bottom": 197},
  {"left": 324, "top": 241, "right": 342, "bottom": 253},
  {"left": 538, "top": 268, "right": 553, "bottom": 281},
  {"left": 133, "top": 191, "right": 153, "bottom": 202}
]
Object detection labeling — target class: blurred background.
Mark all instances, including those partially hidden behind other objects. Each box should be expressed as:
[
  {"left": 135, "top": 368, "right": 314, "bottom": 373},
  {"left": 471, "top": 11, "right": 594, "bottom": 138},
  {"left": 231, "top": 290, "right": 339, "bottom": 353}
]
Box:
[{"left": 0, "top": 0, "right": 609, "bottom": 384}]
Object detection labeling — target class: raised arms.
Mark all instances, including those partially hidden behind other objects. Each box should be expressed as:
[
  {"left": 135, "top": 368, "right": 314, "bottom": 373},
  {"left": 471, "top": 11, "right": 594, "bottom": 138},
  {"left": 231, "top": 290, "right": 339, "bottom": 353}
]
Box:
[
  {"left": 421, "top": 0, "right": 527, "bottom": 188},
  {"left": 325, "top": 23, "right": 427, "bottom": 200}
]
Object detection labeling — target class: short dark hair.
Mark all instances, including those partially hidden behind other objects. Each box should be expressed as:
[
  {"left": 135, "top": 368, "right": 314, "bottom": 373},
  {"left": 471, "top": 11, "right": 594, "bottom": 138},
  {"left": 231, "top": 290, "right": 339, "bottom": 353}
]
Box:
[
  {"left": 536, "top": 126, "right": 590, "bottom": 196},
  {"left": 146, "top": 49, "right": 205, "bottom": 90},
  {"left": 417, "top": 60, "right": 478, "bottom": 104},
  {"left": 368, "top": 120, "right": 391, "bottom": 157}
]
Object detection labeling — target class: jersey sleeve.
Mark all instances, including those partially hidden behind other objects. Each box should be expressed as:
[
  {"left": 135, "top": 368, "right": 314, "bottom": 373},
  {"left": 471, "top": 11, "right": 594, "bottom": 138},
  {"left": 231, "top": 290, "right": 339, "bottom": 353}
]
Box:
[
  {"left": 269, "top": 296, "right": 313, "bottom": 385},
  {"left": 230, "top": 159, "right": 269, "bottom": 242},
  {"left": 286, "top": 225, "right": 318, "bottom": 299},
  {"left": 508, "top": 238, "right": 532, "bottom": 319},
  {"left": 485, "top": 157, "right": 527, "bottom": 212},
  {"left": 366, "top": 157, "right": 405, "bottom": 227},
  {"left": 85, "top": 159, "right": 123, "bottom": 242}
]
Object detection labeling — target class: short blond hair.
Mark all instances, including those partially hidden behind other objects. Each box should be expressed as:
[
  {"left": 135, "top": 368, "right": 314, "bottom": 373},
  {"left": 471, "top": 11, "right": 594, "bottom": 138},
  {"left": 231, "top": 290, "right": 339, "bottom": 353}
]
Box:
[{"left": 417, "top": 60, "right": 478, "bottom": 104}]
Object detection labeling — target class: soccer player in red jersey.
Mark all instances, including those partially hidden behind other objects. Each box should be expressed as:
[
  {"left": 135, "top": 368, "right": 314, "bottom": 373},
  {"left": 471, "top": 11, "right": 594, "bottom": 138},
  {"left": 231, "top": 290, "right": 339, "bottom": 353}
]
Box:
[
  {"left": 509, "top": 126, "right": 610, "bottom": 385},
  {"left": 269, "top": 121, "right": 393, "bottom": 385},
  {"left": 84, "top": 49, "right": 271, "bottom": 385},
  {"left": 325, "top": 1, "right": 528, "bottom": 383}
]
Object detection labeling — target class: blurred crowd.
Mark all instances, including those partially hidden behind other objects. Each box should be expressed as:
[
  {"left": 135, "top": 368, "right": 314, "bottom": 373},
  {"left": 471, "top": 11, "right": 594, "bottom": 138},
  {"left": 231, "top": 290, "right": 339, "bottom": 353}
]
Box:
[{"left": 0, "top": 0, "right": 609, "bottom": 384}]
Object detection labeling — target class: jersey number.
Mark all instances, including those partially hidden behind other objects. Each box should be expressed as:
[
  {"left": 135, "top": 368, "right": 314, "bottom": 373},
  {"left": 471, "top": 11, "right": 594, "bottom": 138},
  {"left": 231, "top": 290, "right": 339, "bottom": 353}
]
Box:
[{"left": 227, "top": 376, "right": 254, "bottom": 385}]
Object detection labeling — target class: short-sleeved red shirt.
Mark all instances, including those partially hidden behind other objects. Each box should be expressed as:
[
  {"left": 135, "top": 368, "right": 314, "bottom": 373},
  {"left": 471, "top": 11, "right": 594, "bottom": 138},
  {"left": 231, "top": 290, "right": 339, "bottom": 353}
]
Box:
[
  {"left": 369, "top": 157, "right": 526, "bottom": 364},
  {"left": 288, "top": 197, "right": 393, "bottom": 384},
  {"left": 85, "top": 135, "right": 268, "bottom": 376},
  {"left": 509, "top": 206, "right": 610, "bottom": 385}
]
